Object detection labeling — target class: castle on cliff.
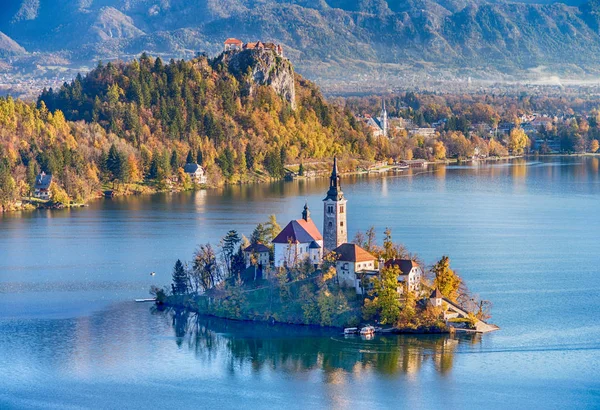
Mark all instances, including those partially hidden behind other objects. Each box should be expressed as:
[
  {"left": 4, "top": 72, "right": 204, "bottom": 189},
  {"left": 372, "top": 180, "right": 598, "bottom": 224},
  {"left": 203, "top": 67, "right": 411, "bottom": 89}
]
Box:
[{"left": 224, "top": 38, "right": 284, "bottom": 57}]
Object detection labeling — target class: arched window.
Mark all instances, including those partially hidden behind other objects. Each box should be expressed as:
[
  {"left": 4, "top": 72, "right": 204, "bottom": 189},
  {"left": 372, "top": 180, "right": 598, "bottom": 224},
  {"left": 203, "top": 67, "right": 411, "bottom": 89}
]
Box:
[{"left": 328, "top": 221, "right": 333, "bottom": 228}]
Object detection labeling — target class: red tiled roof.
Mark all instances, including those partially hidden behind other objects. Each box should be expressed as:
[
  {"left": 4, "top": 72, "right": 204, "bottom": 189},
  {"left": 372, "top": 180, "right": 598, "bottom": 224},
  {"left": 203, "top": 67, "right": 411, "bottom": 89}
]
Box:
[
  {"left": 331, "top": 243, "right": 375, "bottom": 263},
  {"left": 224, "top": 38, "right": 243, "bottom": 45},
  {"left": 272, "top": 220, "right": 321, "bottom": 244},
  {"left": 296, "top": 218, "right": 322, "bottom": 241}
]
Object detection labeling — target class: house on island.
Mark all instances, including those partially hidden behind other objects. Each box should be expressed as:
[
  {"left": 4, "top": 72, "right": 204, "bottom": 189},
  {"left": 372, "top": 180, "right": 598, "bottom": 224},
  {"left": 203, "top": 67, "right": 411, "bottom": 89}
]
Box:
[
  {"left": 384, "top": 259, "right": 423, "bottom": 293},
  {"left": 272, "top": 203, "right": 323, "bottom": 268},
  {"left": 183, "top": 163, "right": 207, "bottom": 184},
  {"left": 243, "top": 242, "right": 271, "bottom": 268},
  {"left": 429, "top": 288, "right": 443, "bottom": 308},
  {"left": 331, "top": 243, "right": 376, "bottom": 291},
  {"left": 34, "top": 172, "right": 52, "bottom": 200}
]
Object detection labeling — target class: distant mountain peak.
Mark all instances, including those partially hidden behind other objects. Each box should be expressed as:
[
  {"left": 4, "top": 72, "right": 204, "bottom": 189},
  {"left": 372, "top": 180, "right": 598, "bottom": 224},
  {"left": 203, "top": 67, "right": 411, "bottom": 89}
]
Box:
[{"left": 0, "top": 31, "right": 26, "bottom": 56}]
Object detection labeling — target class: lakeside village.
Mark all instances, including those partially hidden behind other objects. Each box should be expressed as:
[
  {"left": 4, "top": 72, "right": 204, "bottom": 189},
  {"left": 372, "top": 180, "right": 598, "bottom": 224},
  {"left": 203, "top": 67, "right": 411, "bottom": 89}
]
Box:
[{"left": 155, "top": 159, "right": 498, "bottom": 335}]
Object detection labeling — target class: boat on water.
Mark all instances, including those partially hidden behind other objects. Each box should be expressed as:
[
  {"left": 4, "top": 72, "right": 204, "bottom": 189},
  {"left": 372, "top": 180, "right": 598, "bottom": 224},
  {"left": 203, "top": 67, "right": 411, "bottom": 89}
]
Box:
[
  {"left": 359, "top": 325, "right": 375, "bottom": 336},
  {"left": 344, "top": 327, "right": 358, "bottom": 335},
  {"left": 135, "top": 298, "right": 156, "bottom": 303}
]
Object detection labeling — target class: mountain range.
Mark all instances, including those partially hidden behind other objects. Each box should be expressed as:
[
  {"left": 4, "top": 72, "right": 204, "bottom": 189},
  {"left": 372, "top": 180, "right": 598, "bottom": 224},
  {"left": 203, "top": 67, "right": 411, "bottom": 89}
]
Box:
[{"left": 3, "top": 0, "right": 600, "bottom": 89}]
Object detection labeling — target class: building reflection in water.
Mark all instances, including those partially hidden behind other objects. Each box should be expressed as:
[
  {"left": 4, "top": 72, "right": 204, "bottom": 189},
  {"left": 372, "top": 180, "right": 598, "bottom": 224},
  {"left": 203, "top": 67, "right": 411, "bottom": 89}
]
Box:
[{"left": 157, "top": 307, "right": 481, "bottom": 382}]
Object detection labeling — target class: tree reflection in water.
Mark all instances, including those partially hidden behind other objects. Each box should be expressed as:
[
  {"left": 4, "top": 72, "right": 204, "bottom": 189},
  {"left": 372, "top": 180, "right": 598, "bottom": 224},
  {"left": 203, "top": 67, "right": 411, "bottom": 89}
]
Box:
[{"left": 153, "top": 306, "right": 481, "bottom": 378}]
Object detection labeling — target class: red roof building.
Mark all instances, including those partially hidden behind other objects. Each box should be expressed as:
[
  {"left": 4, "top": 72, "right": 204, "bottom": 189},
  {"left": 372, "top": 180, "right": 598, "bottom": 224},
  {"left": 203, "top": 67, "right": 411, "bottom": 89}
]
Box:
[{"left": 224, "top": 38, "right": 243, "bottom": 51}]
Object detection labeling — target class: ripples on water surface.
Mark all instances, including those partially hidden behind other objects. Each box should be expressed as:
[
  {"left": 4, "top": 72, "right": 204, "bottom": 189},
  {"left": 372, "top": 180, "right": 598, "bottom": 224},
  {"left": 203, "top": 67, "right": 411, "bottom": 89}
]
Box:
[{"left": 1, "top": 157, "right": 599, "bottom": 409}]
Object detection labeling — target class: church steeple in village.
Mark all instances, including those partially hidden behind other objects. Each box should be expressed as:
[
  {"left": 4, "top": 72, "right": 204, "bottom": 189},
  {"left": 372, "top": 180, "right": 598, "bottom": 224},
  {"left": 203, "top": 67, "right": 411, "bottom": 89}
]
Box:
[
  {"left": 381, "top": 98, "right": 388, "bottom": 138},
  {"left": 323, "top": 158, "right": 347, "bottom": 251}
]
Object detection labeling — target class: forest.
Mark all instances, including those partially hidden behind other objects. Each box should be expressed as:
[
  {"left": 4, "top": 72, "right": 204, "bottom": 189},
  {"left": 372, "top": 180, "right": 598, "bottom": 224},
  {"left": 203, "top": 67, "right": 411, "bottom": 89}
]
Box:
[{"left": 1, "top": 50, "right": 599, "bottom": 211}]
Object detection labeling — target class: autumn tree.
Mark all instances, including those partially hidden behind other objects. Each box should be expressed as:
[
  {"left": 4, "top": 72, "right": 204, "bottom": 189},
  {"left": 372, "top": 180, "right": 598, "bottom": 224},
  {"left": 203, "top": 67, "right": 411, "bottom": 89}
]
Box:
[
  {"left": 431, "top": 256, "right": 461, "bottom": 302},
  {"left": 191, "top": 244, "right": 220, "bottom": 291},
  {"left": 508, "top": 128, "right": 530, "bottom": 155},
  {"left": 363, "top": 265, "right": 401, "bottom": 325}
]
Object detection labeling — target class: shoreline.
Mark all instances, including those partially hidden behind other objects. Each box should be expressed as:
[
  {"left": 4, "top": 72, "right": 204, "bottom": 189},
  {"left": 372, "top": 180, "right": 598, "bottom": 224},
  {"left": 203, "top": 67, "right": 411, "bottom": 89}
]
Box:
[
  {"left": 3, "top": 153, "right": 594, "bottom": 214},
  {"left": 159, "top": 298, "right": 454, "bottom": 335}
]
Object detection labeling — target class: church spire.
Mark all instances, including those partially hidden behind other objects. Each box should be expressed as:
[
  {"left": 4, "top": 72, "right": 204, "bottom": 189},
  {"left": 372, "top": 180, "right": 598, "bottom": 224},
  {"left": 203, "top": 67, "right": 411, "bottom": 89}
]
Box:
[
  {"left": 302, "top": 201, "right": 310, "bottom": 221},
  {"left": 381, "top": 98, "right": 388, "bottom": 137},
  {"left": 325, "top": 157, "right": 343, "bottom": 201},
  {"left": 323, "top": 157, "right": 347, "bottom": 251}
]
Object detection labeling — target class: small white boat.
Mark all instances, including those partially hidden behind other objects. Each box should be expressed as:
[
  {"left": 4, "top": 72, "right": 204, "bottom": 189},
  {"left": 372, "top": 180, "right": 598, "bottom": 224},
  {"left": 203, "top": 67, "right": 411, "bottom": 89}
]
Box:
[
  {"left": 344, "top": 327, "right": 358, "bottom": 335},
  {"left": 360, "top": 325, "right": 375, "bottom": 336},
  {"left": 135, "top": 298, "right": 156, "bottom": 303}
]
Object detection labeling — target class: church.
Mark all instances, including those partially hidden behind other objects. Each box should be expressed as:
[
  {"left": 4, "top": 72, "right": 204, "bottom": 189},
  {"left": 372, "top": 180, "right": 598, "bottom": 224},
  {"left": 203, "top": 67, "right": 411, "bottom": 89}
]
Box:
[
  {"left": 270, "top": 158, "right": 423, "bottom": 296},
  {"left": 272, "top": 158, "right": 347, "bottom": 267}
]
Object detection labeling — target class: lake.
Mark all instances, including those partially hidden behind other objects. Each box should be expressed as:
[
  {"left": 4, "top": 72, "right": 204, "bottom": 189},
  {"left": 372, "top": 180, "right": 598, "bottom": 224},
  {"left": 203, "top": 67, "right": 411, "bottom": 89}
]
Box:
[{"left": 1, "top": 156, "right": 599, "bottom": 409}]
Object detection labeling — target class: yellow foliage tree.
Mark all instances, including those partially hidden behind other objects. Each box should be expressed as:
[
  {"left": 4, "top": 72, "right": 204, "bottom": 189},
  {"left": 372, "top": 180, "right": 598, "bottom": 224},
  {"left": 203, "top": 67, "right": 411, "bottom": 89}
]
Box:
[
  {"left": 49, "top": 181, "right": 70, "bottom": 204},
  {"left": 433, "top": 140, "right": 446, "bottom": 160},
  {"left": 508, "top": 128, "right": 530, "bottom": 155},
  {"left": 127, "top": 154, "right": 141, "bottom": 182},
  {"left": 590, "top": 139, "right": 599, "bottom": 153}
]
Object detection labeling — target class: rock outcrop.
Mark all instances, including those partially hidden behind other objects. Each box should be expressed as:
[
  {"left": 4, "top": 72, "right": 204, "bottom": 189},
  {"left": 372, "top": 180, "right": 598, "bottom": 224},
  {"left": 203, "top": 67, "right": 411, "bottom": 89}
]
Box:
[{"left": 222, "top": 48, "right": 296, "bottom": 110}]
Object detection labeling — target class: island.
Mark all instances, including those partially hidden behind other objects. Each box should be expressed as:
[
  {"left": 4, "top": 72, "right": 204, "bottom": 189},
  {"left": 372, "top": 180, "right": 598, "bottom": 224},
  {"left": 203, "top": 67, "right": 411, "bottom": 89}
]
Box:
[{"left": 152, "top": 159, "right": 498, "bottom": 335}]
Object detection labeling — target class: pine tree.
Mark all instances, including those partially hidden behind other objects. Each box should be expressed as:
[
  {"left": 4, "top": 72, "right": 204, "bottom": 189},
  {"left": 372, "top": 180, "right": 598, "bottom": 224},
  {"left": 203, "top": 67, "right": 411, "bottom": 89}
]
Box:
[
  {"left": 245, "top": 144, "right": 254, "bottom": 170},
  {"left": 170, "top": 149, "right": 179, "bottom": 170},
  {"left": 221, "top": 230, "right": 241, "bottom": 277},
  {"left": 186, "top": 150, "right": 194, "bottom": 164},
  {"left": 106, "top": 144, "right": 121, "bottom": 180},
  {"left": 172, "top": 259, "right": 189, "bottom": 295},
  {"left": 196, "top": 149, "right": 203, "bottom": 166}
]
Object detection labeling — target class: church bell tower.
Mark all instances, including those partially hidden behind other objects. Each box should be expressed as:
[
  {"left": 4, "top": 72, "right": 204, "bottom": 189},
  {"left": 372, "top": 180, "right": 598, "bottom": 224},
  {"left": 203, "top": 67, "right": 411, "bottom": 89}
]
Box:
[{"left": 323, "top": 158, "right": 347, "bottom": 251}]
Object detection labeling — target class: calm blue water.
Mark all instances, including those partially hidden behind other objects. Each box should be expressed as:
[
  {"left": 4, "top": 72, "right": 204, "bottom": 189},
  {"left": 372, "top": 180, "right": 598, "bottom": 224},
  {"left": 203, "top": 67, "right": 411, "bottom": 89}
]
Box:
[{"left": 1, "top": 157, "right": 599, "bottom": 409}]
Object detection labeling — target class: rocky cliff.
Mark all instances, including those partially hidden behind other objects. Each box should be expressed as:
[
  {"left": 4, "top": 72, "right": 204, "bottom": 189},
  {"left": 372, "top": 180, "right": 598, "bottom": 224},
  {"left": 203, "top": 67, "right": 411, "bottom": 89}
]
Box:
[{"left": 221, "top": 48, "right": 296, "bottom": 110}]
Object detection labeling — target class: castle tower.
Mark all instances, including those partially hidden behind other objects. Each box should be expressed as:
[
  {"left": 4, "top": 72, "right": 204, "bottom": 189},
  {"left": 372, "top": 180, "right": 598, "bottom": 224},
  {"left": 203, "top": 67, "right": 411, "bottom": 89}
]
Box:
[
  {"left": 323, "top": 158, "right": 347, "bottom": 251},
  {"left": 381, "top": 99, "right": 388, "bottom": 137}
]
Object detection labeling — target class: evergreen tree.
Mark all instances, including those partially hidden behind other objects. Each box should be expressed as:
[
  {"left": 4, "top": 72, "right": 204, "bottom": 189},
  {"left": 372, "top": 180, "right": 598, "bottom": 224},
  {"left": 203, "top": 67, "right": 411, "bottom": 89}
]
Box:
[
  {"left": 231, "top": 246, "right": 246, "bottom": 280},
  {"left": 186, "top": 150, "right": 194, "bottom": 164},
  {"left": 148, "top": 157, "right": 159, "bottom": 180},
  {"left": 106, "top": 144, "right": 121, "bottom": 180},
  {"left": 245, "top": 144, "right": 254, "bottom": 170},
  {"left": 170, "top": 149, "right": 179, "bottom": 170},
  {"left": 117, "top": 152, "right": 131, "bottom": 182},
  {"left": 298, "top": 162, "right": 304, "bottom": 176},
  {"left": 0, "top": 159, "right": 17, "bottom": 207},
  {"left": 196, "top": 149, "right": 203, "bottom": 165},
  {"left": 26, "top": 161, "right": 38, "bottom": 196},
  {"left": 221, "top": 230, "right": 241, "bottom": 277},
  {"left": 171, "top": 259, "right": 189, "bottom": 295}
]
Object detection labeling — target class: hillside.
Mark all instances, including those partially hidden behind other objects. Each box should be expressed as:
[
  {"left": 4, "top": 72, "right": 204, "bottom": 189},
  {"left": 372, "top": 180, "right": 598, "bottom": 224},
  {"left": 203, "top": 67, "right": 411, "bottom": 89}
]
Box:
[
  {"left": 2, "top": 0, "right": 600, "bottom": 88},
  {"left": 0, "top": 31, "right": 25, "bottom": 57},
  {"left": 0, "top": 49, "right": 373, "bottom": 210}
]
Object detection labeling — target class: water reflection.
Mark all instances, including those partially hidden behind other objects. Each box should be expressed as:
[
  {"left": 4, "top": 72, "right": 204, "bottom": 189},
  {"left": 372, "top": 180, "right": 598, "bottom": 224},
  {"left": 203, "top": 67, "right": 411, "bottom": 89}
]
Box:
[{"left": 157, "top": 307, "right": 482, "bottom": 379}]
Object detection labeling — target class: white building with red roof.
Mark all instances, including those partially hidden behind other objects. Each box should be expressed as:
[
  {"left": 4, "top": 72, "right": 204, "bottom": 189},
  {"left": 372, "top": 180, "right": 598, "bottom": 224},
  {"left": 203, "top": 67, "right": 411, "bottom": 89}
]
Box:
[
  {"left": 224, "top": 38, "right": 243, "bottom": 51},
  {"left": 272, "top": 203, "right": 323, "bottom": 268},
  {"left": 330, "top": 243, "right": 376, "bottom": 290}
]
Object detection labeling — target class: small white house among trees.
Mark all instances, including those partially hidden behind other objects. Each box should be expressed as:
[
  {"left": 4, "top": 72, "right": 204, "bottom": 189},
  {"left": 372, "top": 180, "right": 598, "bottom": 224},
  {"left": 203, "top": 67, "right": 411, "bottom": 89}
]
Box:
[
  {"left": 34, "top": 172, "right": 52, "bottom": 200},
  {"left": 183, "top": 163, "right": 207, "bottom": 184}
]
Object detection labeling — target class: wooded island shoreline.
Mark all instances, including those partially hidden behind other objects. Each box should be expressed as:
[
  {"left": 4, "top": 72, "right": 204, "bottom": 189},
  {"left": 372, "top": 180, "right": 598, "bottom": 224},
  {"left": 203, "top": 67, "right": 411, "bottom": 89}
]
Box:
[{"left": 149, "top": 160, "right": 498, "bottom": 336}]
